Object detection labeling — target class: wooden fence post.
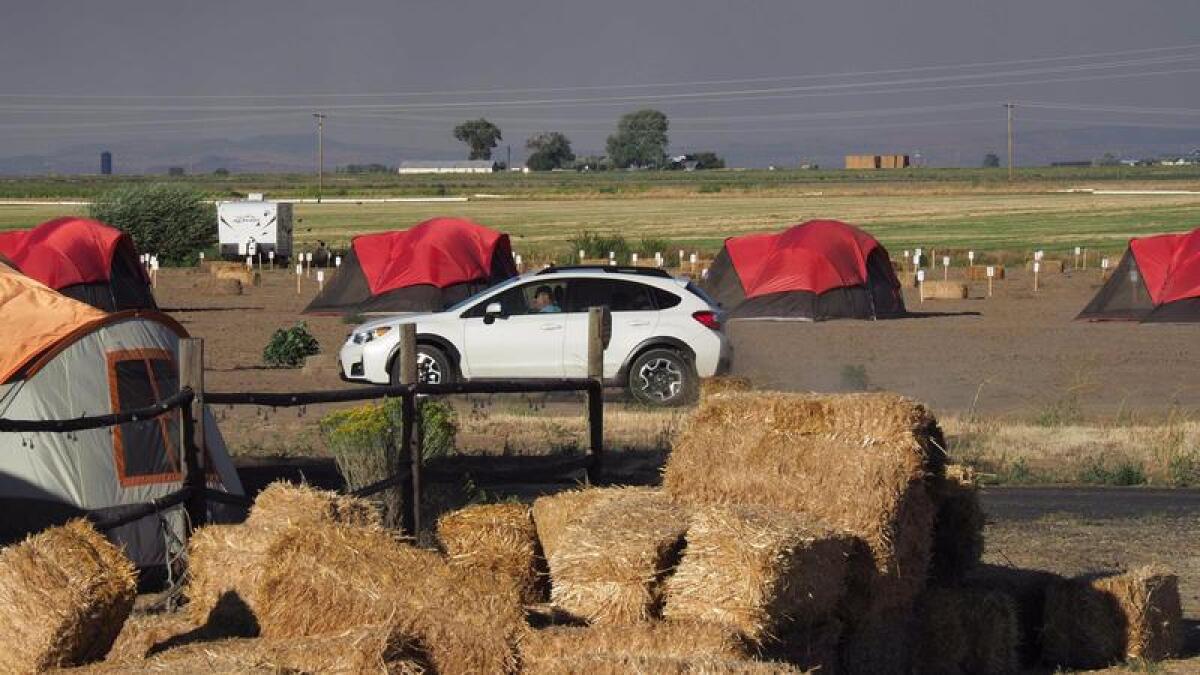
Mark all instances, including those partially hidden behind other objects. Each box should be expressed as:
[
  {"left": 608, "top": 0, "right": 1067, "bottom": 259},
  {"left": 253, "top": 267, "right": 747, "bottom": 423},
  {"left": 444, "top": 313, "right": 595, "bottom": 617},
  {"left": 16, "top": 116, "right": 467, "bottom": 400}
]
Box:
[
  {"left": 586, "top": 307, "right": 609, "bottom": 482},
  {"left": 397, "top": 324, "right": 420, "bottom": 535},
  {"left": 179, "top": 338, "right": 208, "bottom": 529}
]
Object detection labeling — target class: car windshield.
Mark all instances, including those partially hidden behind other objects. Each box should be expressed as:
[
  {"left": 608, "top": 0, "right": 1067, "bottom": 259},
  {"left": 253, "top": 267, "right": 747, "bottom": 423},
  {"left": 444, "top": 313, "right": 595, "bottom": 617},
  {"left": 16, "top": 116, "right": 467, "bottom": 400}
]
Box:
[{"left": 443, "top": 277, "right": 524, "bottom": 313}]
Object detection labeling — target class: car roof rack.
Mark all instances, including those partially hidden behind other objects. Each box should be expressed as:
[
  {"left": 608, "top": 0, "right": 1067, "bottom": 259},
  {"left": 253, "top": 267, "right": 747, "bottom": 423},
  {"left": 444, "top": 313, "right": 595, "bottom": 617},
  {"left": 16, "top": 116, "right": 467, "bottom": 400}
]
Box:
[{"left": 537, "top": 265, "right": 673, "bottom": 278}]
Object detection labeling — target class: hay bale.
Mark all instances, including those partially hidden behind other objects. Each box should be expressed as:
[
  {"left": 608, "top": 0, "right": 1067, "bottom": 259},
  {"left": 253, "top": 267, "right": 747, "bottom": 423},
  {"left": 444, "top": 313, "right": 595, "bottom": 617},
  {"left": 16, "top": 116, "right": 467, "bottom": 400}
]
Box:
[
  {"left": 1026, "top": 259, "right": 1064, "bottom": 274},
  {"left": 63, "top": 627, "right": 429, "bottom": 674},
  {"left": 520, "top": 621, "right": 749, "bottom": 664},
  {"left": 523, "top": 653, "right": 804, "bottom": 675},
  {"left": 213, "top": 267, "right": 261, "bottom": 287},
  {"left": 700, "top": 377, "right": 753, "bottom": 400},
  {"left": 839, "top": 606, "right": 915, "bottom": 675},
  {"left": 191, "top": 277, "right": 243, "bottom": 295},
  {"left": 438, "top": 502, "right": 545, "bottom": 604},
  {"left": 548, "top": 489, "right": 688, "bottom": 624},
  {"left": 763, "top": 619, "right": 843, "bottom": 673},
  {"left": 663, "top": 505, "right": 854, "bottom": 646},
  {"left": 186, "top": 482, "right": 381, "bottom": 629},
  {"left": 963, "top": 564, "right": 1061, "bottom": 666},
  {"left": 929, "top": 466, "right": 985, "bottom": 582},
  {"left": 920, "top": 280, "right": 969, "bottom": 299},
  {"left": 105, "top": 612, "right": 223, "bottom": 663},
  {"left": 532, "top": 486, "right": 655, "bottom": 562},
  {"left": 1042, "top": 566, "right": 1182, "bottom": 668},
  {"left": 0, "top": 519, "right": 136, "bottom": 672},
  {"left": 965, "top": 265, "right": 1006, "bottom": 281},
  {"left": 664, "top": 392, "right": 943, "bottom": 613},
  {"left": 256, "top": 523, "right": 525, "bottom": 674},
  {"left": 913, "top": 588, "right": 1019, "bottom": 675}
]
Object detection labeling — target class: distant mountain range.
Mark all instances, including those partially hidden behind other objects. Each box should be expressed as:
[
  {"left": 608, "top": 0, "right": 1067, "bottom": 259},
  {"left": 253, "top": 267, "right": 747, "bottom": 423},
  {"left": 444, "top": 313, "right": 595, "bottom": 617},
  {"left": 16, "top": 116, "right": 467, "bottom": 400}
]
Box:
[{"left": 0, "top": 126, "right": 1197, "bottom": 175}]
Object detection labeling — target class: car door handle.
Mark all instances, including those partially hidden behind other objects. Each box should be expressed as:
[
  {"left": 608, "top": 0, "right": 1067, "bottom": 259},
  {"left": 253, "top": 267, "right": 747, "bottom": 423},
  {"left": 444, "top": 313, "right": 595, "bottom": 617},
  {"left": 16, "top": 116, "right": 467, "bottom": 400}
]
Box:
[
  {"left": 540, "top": 324, "right": 563, "bottom": 331},
  {"left": 626, "top": 320, "right": 651, "bottom": 327}
]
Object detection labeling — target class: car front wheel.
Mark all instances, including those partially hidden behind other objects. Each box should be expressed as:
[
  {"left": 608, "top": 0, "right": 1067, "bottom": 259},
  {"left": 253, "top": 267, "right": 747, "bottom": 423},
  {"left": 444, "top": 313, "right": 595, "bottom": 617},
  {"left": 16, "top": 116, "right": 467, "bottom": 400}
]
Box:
[
  {"left": 627, "top": 348, "right": 696, "bottom": 406},
  {"left": 391, "top": 344, "right": 456, "bottom": 385}
]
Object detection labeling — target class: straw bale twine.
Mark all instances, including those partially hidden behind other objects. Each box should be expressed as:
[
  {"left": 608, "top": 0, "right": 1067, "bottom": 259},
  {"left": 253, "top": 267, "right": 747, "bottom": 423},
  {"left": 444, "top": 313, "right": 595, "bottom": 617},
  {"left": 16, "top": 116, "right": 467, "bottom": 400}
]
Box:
[
  {"left": 664, "top": 392, "right": 942, "bottom": 613},
  {"left": 522, "top": 653, "right": 806, "bottom": 674},
  {"left": 519, "top": 620, "right": 749, "bottom": 664},
  {"left": 913, "top": 588, "right": 1019, "bottom": 675},
  {"left": 663, "top": 505, "right": 854, "bottom": 646},
  {"left": 185, "top": 482, "right": 381, "bottom": 629},
  {"left": 700, "top": 376, "right": 753, "bottom": 400},
  {"left": 1042, "top": 566, "right": 1182, "bottom": 668},
  {"left": 929, "top": 465, "right": 985, "bottom": 582},
  {"left": 256, "top": 523, "right": 525, "bottom": 674},
  {"left": 437, "top": 502, "right": 545, "bottom": 604},
  {"left": 0, "top": 519, "right": 136, "bottom": 673},
  {"left": 548, "top": 489, "right": 688, "bottom": 624},
  {"left": 61, "top": 626, "right": 429, "bottom": 674},
  {"left": 919, "top": 280, "right": 969, "bottom": 299},
  {"left": 532, "top": 486, "right": 655, "bottom": 562}
]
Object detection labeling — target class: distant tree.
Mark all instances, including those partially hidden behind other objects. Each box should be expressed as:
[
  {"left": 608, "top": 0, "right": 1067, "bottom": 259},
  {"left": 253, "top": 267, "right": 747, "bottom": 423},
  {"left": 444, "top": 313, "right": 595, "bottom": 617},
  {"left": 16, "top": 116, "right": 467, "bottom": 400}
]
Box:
[
  {"left": 213, "top": 168, "right": 230, "bottom": 177},
  {"left": 606, "top": 109, "right": 669, "bottom": 169},
  {"left": 453, "top": 118, "right": 503, "bottom": 160},
  {"left": 525, "top": 132, "right": 575, "bottom": 171},
  {"left": 89, "top": 184, "right": 214, "bottom": 265},
  {"left": 692, "top": 152, "right": 725, "bottom": 170},
  {"left": 573, "top": 155, "right": 611, "bottom": 171},
  {"left": 982, "top": 153, "right": 1001, "bottom": 168}
]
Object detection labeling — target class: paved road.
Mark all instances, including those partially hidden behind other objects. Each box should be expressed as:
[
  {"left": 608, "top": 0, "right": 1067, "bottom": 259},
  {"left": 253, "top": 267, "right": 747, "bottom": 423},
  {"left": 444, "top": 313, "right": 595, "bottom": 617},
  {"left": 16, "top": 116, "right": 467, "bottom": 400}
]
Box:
[{"left": 981, "top": 486, "right": 1200, "bottom": 521}]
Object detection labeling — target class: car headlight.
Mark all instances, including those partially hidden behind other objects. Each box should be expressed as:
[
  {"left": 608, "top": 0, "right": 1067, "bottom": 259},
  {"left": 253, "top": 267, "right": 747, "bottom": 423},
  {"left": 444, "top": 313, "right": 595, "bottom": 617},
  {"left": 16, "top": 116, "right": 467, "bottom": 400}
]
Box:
[{"left": 351, "top": 326, "right": 393, "bottom": 344}]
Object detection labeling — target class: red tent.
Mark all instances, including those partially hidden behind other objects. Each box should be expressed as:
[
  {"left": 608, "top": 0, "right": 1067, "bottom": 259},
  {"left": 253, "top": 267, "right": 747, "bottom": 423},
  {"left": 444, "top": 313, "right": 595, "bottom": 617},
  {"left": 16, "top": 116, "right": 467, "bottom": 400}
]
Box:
[
  {"left": 305, "top": 217, "right": 518, "bottom": 314},
  {"left": 0, "top": 218, "right": 155, "bottom": 311},
  {"left": 1078, "top": 228, "right": 1200, "bottom": 322},
  {"left": 704, "top": 220, "right": 905, "bottom": 320}
]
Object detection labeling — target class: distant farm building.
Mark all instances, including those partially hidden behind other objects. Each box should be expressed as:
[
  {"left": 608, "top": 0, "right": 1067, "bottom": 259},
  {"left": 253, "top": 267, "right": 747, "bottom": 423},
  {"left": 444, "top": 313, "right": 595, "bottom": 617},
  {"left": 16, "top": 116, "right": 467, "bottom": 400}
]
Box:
[
  {"left": 845, "top": 154, "right": 911, "bottom": 170},
  {"left": 398, "top": 160, "right": 495, "bottom": 175}
]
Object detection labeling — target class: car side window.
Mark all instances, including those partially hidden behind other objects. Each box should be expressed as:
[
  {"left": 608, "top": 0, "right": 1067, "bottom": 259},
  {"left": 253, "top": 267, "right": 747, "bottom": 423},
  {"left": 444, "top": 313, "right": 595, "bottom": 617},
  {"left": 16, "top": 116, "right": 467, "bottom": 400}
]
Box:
[
  {"left": 567, "top": 279, "right": 659, "bottom": 312},
  {"left": 463, "top": 281, "right": 568, "bottom": 317}
]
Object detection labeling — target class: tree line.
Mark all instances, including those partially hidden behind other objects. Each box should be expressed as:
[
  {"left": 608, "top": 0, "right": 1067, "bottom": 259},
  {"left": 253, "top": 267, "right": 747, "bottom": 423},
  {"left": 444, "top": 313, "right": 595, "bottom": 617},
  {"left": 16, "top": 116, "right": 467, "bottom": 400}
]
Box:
[{"left": 451, "top": 110, "right": 724, "bottom": 171}]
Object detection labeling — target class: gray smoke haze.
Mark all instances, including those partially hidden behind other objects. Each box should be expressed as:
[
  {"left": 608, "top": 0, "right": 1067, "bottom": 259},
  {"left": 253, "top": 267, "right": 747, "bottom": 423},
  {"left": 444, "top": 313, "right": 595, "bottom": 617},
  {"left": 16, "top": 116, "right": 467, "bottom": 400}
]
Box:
[{"left": 1, "top": 0, "right": 1198, "bottom": 170}]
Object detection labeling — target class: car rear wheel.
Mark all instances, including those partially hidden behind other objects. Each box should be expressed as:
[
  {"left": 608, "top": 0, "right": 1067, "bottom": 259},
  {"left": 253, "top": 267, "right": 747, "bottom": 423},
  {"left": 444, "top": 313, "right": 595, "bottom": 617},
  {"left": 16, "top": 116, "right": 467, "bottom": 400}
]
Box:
[
  {"left": 391, "top": 344, "right": 456, "bottom": 385},
  {"left": 627, "top": 348, "right": 695, "bottom": 406}
]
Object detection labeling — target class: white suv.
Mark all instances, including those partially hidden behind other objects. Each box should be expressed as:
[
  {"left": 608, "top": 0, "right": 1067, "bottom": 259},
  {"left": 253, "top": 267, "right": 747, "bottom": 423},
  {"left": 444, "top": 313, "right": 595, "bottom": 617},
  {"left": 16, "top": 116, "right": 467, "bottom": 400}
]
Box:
[{"left": 339, "top": 266, "right": 730, "bottom": 405}]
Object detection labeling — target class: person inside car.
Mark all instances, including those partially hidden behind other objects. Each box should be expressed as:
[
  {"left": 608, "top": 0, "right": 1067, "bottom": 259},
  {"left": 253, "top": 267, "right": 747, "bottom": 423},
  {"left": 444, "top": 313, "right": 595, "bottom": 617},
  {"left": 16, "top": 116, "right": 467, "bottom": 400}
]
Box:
[{"left": 531, "top": 285, "right": 562, "bottom": 313}]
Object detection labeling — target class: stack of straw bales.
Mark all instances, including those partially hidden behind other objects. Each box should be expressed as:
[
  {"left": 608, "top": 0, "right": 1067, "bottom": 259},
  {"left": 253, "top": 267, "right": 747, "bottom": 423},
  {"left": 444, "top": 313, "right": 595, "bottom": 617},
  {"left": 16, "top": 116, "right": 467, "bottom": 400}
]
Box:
[
  {"left": 255, "top": 523, "right": 526, "bottom": 674},
  {"left": 663, "top": 505, "right": 854, "bottom": 647},
  {"left": 0, "top": 519, "right": 137, "bottom": 672},
  {"left": 437, "top": 502, "right": 545, "bottom": 604},
  {"left": 519, "top": 620, "right": 749, "bottom": 665},
  {"left": 929, "top": 465, "right": 985, "bottom": 582},
  {"left": 532, "top": 486, "right": 655, "bottom": 562},
  {"left": 185, "top": 481, "right": 380, "bottom": 631},
  {"left": 61, "top": 626, "right": 429, "bottom": 674},
  {"left": 913, "top": 588, "right": 1020, "bottom": 674},
  {"left": 1042, "top": 566, "right": 1183, "bottom": 668},
  {"left": 664, "top": 392, "right": 943, "bottom": 615},
  {"left": 546, "top": 489, "right": 688, "bottom": 624},
  {"left": 699, "top": 376, "right": 753, "bottom": 401},
  {"left": 104, "top": 612, "right": 228, "bottom": 663}
]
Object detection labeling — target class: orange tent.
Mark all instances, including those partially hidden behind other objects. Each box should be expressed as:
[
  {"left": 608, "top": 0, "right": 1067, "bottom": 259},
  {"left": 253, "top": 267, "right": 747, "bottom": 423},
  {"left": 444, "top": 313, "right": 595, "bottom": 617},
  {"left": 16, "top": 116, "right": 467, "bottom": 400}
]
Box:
[{"left": 0, "top": 265, "right": 108, "bottom": 383}]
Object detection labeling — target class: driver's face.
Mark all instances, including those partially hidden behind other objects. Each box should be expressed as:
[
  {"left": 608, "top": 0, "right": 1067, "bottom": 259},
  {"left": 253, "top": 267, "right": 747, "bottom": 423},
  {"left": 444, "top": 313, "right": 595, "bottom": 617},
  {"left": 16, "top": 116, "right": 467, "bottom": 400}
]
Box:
[{"left": 533, "top": 292, "right": 552, "bottom": 309}]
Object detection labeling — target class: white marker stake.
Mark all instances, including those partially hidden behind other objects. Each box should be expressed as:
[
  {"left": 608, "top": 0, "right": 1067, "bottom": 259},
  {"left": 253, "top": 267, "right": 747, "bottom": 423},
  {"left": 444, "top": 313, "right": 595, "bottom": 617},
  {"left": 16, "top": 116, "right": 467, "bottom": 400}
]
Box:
[
  {"left": 306, "top": 252, "right": 313, "bottom": 277},
  {"left": 317, "top": 270, "right": 325, "bottom": 292},
  {"left": 917, "top": 270, "right": 926, "bottom": 303},
  {"left": 915, "top": 248, "right": 923, "bottom": 268},
  {"left": 631, "top": 253, "right": 639, "bottom": 265},
  {"left": 150, "top": 257, "right": 160, "bottom": 289},
  {"left": 609, "top": 258, "right": 616, "bottom": 266},
  {"left": 1033, "top": 261, "right": 1041, "bottom": 292},
  {"left": 678, "top": 250, "right": 685, "bottom": 264},
  {"left": 942, "top": 255, "right": 950, "bottom": 280},
  {"left": 968, "top": 250, "right": 975, "bottom": 266},
  {"left": 245, "top": 256, "right": 253, "bottom": 270},
  {"left": 902, "top": 250, "right": 910, "bottom": 274},
  {"left": 295, "top": 263, "right": 303, "bottom": 294},
  {"left": 655, "top": 252, "right": 663, "bottom": 267},
  {"left": 335, "top": 255, "right": 342, "bottom": 268},
  {"left": 198, "top": 251, "right": 205, "bottom": 266},
  {"left": 515, "top": 254, "right": 523, "bottom": 270},
  {"left": 268, "top": 250, "right": 275, "bottom": 270},
  {"left": 986, "top": 265, "right": 995, "bottom": 297},
  {"left": 689, "top": 253, "right": 698, "bottom": 274},
  {"left": 608, "top": 251, "right": 615, "bottom": 261},
  {"left": 1074, "top": 246, "right": 1082, "bottom": 270}
]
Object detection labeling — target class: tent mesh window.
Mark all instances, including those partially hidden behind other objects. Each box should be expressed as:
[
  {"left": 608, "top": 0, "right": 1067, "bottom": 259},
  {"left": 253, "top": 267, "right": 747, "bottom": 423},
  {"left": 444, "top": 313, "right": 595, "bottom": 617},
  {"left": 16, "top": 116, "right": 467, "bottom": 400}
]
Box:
[{"left": 107, "top": 349, "right": 182, "bottom": 487}]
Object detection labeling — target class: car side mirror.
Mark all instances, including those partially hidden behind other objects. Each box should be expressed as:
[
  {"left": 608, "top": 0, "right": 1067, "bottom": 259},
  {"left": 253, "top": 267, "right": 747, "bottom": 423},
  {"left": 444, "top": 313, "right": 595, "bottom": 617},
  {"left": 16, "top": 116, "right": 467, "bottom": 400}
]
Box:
[{"left": 483, "top": 302, "right": 503, "bottom": 324}]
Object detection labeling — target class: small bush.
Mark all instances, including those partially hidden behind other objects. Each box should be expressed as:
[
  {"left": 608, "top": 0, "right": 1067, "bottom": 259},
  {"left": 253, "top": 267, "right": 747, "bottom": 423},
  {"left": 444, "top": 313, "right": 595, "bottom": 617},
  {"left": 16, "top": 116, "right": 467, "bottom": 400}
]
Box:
[
  {"left": 419, "top": 399, "right": 458, "bottom": 459},
  {"left": 263, "top": 322, "right": 320, "bottom": 368},
  {"left": 321, "top": 398, "right": 406, "bottom": 528},
  {"left": 1167, "top": 452, "right": 1200, "bottom": 487},
  {"left": 1077, "top": 457, "right": 1147, "bottom": 486},
  {"left": 636, "top": 237, "right": 672, "bottom": 257},
  {"left": 568, "top": 231, "right": 631, "bottom": 261},
  {"left": 88, "top": 183, "right": 215, "bottom": 265}
]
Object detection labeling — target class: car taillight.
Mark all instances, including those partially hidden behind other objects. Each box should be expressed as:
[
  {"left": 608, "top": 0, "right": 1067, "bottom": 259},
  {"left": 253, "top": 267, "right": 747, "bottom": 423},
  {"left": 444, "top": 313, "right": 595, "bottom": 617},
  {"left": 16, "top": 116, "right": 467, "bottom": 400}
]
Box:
[{"left": 692, "top": 310, "right": 721, "bottom": 330}]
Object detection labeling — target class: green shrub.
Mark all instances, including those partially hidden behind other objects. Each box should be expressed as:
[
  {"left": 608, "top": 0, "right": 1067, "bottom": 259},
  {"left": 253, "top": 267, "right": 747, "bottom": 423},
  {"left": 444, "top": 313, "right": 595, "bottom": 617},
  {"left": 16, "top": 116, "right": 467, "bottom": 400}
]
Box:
[
  {"left": 88, "top": 184, "right": 215, "bottom": 265},
  {"left": 1077, "top": 457, "right": 1147, "bottom": 486},
  {"left": 567, "top": 231, "right": 631, "bottom": 261},
  {"left": 263, "top": 322, "right": 320, "bottom": 368},
  {"left": 636, "top": 237, "right": 672, "bottom": 256},
  {"left": 419, "top": 399, "right": 458, "bottom": 459}
]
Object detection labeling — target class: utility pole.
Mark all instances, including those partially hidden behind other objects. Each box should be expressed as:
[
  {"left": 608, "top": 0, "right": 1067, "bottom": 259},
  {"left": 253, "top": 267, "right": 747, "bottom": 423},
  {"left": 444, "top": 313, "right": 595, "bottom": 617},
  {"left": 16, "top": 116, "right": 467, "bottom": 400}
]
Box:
[
  {"left": 506, "top": 144, "right": 511, "bottom": 171},
  {"left": 1004, "top": 102, "right": 1015, "bottom": 181},
  {"left": 313, "top": 112, "right": 326, "bottom": 203}
]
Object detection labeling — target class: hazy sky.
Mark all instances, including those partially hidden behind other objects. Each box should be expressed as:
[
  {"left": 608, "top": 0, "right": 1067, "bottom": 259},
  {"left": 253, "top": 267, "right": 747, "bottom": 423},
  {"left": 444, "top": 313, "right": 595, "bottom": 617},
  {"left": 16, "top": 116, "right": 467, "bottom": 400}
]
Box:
[{"left": 2, "top": 0, "right": 1199, "bottom": 161}]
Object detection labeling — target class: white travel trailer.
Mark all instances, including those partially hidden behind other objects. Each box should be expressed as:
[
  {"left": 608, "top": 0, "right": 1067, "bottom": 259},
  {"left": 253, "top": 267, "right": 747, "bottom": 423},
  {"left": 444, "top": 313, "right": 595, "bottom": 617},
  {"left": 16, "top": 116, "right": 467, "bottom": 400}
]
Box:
[{"left": 216, "top": 198, "right": 293, "bottom": 261}]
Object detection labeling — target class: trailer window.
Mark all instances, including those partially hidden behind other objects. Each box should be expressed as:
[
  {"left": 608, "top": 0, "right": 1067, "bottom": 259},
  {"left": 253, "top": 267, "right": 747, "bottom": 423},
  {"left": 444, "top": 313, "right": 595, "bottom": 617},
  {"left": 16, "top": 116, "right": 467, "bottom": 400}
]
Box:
[{"left": 108, "top": 349, "right": 181, "bottom": 487}]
